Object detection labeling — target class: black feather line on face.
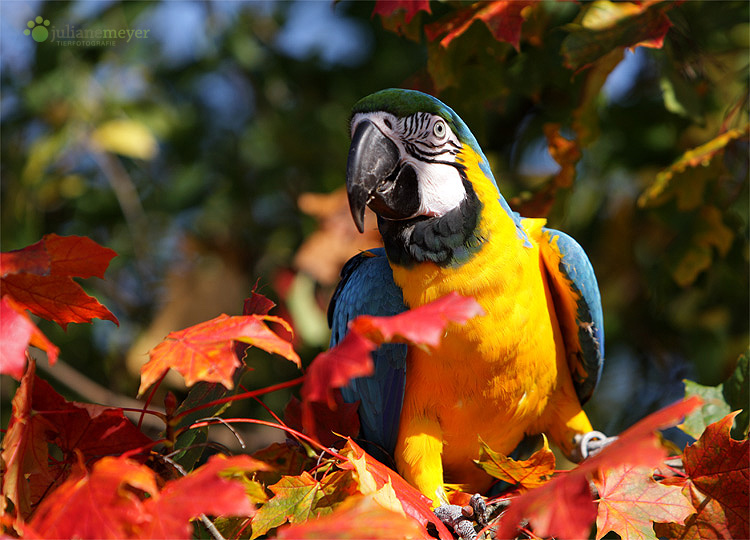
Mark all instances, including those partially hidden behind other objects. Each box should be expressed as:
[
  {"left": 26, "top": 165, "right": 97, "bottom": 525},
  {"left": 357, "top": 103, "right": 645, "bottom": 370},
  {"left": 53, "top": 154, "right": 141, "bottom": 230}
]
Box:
[{"left": 378, "top": 176, "right": 483, "bottom": 268}]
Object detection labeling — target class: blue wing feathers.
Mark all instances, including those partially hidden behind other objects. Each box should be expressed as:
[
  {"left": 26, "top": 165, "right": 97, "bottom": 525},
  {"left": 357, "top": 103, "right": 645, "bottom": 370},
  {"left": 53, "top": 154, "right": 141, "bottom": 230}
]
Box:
[
  {"left": 541, "top": 228, "right": 604, "bottom": 405},
  {"left": 328, "top": 248, "right": 408, "bottom": 456}
]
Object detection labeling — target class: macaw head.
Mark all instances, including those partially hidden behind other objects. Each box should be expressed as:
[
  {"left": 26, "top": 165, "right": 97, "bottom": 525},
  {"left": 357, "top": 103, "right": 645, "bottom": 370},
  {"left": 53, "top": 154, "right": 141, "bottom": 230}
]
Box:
[{"left": 346, "top": 88, "right": 523, "bottom": 267}]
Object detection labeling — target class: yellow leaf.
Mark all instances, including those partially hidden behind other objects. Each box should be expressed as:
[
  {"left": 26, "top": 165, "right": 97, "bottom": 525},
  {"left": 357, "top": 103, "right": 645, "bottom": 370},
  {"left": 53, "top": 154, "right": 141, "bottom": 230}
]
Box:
[
  {"left": 91, "top": 119, "right": 158, "bottom": 160},
  {"left": 639, "top": 127, "right": 748, "bottom": 210}
]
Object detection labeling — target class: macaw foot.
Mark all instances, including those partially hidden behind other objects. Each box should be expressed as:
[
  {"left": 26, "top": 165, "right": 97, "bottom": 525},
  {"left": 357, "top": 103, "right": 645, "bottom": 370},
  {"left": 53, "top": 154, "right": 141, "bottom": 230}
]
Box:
[
  {"left": 573, "top": 430, "right": 618, "bottom": 461},
  {"left": 434, "top": 494, "right": 487, "bottom": 540}
]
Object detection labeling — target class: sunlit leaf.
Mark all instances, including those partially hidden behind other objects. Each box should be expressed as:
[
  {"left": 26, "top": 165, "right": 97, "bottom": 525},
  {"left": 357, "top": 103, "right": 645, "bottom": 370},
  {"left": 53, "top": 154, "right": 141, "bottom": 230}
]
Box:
[
  {"left": 139, "top": 313, "right": 300, "bottom": 395},
  {"left": 654, "top": 478, "right": 733, "bottom": 539},
  {"left": 90, "top": 119, "right": 158, "bottom": 160},
  {"left": 341, "top": 439, "right": 450, "bottom": 538},
  {"left": 594, "top": 464, "right": 693, "bottom": 540},
  {"left": 0, "top": 234, "right": 118, "bottom": 329},
  {"left": 476, "top": 435, "right": 556, "bottom": 489}
]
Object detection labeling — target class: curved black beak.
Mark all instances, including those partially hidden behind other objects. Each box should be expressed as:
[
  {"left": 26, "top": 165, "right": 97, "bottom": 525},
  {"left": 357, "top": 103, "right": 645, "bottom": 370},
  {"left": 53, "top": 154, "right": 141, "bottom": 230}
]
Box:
[{"left": 346, "top": 120, "right": 420, "bottom": 233}]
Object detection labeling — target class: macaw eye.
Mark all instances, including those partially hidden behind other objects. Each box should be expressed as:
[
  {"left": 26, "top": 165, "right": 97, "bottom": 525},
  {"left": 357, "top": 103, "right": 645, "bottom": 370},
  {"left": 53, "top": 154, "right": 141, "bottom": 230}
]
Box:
[{"left": 433, "top": 119, "right": 447, "bottom": 138}]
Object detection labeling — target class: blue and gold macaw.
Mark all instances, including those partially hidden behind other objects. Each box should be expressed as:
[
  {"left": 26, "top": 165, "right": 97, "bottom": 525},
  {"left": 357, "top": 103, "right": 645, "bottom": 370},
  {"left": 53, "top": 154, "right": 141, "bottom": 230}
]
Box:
[{"left": 328, "top": 89, "right": 605, "bottom": 510}]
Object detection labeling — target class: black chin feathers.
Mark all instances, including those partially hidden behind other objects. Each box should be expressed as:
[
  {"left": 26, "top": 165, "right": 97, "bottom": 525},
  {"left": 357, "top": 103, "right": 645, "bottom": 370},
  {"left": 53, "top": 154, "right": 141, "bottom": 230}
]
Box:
[{"left": 378, "top": 179, "right": 483, "bottom": 267}]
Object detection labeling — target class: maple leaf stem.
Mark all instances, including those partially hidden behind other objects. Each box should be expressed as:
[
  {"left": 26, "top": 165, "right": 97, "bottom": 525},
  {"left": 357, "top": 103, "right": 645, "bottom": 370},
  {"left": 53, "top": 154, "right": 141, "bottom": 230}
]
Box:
[
  {"left": 173, "top": 376, "right": 305, "bottom": 423},
  {"left": 189, "top": 417, "right": 347, "bottom": 461},
  {"left": 139, "top": 369, "right": 169, "bottom": 430},
  {"left": 193, "top": 416, "right": 247, "bottom": 449}
]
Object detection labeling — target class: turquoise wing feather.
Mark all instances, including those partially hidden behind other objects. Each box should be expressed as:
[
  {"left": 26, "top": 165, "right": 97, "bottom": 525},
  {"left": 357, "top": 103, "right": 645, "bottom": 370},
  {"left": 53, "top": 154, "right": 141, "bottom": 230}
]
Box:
[
  {"left": 540, "top": 228, "right": 604, "bottom": 404},
  {"left": 328, "top": 248, "right": 408, "bottom": 457}
]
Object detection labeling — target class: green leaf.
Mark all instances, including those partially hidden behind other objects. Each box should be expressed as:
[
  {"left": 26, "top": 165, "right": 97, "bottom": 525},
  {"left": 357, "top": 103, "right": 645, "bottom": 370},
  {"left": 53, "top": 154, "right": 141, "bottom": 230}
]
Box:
[
  {"left": 680, "top": 379, "right": 731, "bottom": 439},
  {"left": 722, "top": 350, "right": 749, "bottom": 439},
  {"left": 250, "top": 471, "right": 356, "bottom": 539}
]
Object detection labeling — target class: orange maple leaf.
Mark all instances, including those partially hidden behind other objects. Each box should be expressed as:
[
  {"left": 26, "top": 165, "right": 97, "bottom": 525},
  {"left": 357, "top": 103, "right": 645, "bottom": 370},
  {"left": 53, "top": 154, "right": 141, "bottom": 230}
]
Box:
[
  {"left": 24, "top": 454, "right": 260, "bottom": 539},
  {"left": 139, "top": 313, "right": 300, "bottom": 395},
  {"left": 476, "top": 435, "right": 556, "bottom": 489},
  {"left": 0, "top": 234, "right": 118, "bottom": 329},
  {"left": 595, "top": 463, "right": 693, "bottom": 540}
]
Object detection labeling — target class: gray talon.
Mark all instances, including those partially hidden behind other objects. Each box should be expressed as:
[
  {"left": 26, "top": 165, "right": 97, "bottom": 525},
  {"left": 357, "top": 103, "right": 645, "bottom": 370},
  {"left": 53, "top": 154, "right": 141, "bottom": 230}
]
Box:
[
  {"left": 435, "top": 501, "right": 479, "bottom": 540},
  {"left": 469, "top": 493, "right": 487, "bottom": 528},
  {"left": 574, "top": 430, "right": 617, "bottom": 460}
]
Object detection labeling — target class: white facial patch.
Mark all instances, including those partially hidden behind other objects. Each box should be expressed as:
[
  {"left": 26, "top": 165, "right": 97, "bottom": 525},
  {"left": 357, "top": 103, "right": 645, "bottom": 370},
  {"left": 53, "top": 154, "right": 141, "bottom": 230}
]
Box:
[{"left": 350, "top": 111, "right": 467, "bottom": 219}]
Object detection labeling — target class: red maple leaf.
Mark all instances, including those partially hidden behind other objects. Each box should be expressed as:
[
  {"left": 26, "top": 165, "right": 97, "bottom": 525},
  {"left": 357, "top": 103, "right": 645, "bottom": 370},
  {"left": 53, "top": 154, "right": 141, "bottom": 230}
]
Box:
[
  {"left": 493, "top": 397, "right": 702, "bottom": 540},
  {"left": 349, "top": 292, "right": 484, "bottom": 349},
  {"left": 139, "top": 313, "right": 300, "bottom": 395},
  {"left": 25, "top": 454, "right": 259, "bottom": 539},
  {"left": 0, "top": 361, "right": 154, "bottom": 520},
  {"left": 594, "top": 464, "right": 693, "bottom": 540},
  {"left": 683, "top": 412, "right": 749, "bottom": 539},
  {"left": 372, "top": 0, "right": 431, "bottom": 25},
  {"left": 302, "top": 331, "right": 376, "bottom": 409},
  {"left": 0, "top": 297, "right": 59, "bottom": 379},
  {"left": 0, "top": 234, "right": 118, "bottom": 329},
  {"left": 425, "top": 1, "right": 536, "bottom": 51},
  {"left": 300, "top": 331, "right": 375, "bottom": 438}
]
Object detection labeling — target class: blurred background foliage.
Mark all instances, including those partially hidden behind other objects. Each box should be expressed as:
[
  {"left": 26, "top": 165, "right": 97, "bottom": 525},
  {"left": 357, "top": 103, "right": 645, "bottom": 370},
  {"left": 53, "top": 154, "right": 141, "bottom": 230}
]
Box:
[{"left": 1, "top": 0, "right": 747, "bottom": 449}]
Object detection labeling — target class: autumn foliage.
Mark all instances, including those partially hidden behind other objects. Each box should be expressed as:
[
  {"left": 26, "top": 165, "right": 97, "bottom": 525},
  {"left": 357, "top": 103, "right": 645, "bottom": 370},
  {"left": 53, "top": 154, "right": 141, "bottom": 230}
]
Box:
[
  {"left": 2, "top": 1, "right": 748, "bottom": 539},
  {"left": 2, "top": 228, "right": 747, "bottom": 540}
]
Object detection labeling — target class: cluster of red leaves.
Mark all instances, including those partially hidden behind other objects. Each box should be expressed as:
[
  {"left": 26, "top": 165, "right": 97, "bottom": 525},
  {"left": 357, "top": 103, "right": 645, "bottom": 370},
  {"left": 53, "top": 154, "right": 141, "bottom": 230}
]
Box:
[
  {"left": 374, "top": 0, "right": 677, "bottom": 65},
  {"left": 2, "top": 234, "right": 747, "bottom": 540}
]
